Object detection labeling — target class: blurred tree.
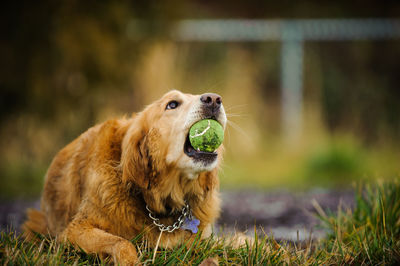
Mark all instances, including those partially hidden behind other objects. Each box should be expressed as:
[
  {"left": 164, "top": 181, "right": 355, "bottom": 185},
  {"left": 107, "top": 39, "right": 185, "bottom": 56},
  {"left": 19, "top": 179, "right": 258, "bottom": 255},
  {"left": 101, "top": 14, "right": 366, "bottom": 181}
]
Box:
[
  {"left": 319, "top": 41, "right": 400, "bottom": 143},
  {"left": 187, "top": 0, "right": 400, "bottom": 18},
  {"left": 0, "top": 0, "right": 185, "bottom": 124}
]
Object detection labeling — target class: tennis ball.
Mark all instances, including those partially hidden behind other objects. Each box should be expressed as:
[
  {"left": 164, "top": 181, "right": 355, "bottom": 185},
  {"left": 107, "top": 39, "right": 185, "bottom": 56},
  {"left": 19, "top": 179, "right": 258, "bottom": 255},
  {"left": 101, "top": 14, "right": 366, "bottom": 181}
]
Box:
[{"left": 189, "top": 119, "right": 224, "bottom": 152}]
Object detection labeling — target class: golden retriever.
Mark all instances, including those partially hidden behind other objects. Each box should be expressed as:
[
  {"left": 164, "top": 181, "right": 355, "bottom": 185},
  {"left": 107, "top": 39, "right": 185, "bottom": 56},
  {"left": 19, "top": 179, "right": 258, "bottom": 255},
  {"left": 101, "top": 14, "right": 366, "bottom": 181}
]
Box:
[{"left": 22, "top": 90, "right": 226, "bottom": 265}]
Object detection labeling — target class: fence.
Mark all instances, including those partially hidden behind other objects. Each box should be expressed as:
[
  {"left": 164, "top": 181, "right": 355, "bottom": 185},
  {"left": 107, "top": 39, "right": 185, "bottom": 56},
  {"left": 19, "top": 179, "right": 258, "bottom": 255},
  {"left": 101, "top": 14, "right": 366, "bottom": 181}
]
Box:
[{"left": 173, "top": 19, "right": 400, "bottom": 142}]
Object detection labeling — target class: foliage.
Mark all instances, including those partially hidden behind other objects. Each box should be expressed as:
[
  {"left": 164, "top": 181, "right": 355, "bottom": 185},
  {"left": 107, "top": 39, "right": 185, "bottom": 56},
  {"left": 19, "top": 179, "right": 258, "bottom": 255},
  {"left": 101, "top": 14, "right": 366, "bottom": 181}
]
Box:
[
  {"left": 1, "top": 180, "right": 399, "bottom": 265},
  {"left": 304, "top": 139, "right": 365, "bottom": 186},
  {"left": 0, "top": 162, "right": 46, "bottom": 199},
  {"left": 1, "top": 0, "right": 400, "bottom": 198}
]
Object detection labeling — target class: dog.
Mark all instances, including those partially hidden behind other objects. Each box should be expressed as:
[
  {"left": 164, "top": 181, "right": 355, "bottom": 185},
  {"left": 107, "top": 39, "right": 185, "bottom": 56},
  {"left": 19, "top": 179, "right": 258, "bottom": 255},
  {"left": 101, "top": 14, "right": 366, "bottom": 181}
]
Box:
[{"left": 22, "top": 90, "right": 226, "bottom": 265}]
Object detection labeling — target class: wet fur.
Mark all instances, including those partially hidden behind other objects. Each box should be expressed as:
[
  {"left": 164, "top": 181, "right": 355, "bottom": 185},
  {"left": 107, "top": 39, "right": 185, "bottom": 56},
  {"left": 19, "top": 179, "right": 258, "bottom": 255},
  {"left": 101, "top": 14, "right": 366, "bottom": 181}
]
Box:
[{"left": 22, "top": 91, "right": 222, "bottom": 265}]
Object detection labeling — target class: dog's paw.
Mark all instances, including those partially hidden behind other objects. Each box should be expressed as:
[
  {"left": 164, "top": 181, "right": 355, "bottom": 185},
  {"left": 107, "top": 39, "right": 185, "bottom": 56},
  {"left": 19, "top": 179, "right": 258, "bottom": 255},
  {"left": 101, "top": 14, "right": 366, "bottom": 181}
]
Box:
[
  {"left": 199, "top": 257, "right": 218, "bottom": 266},
  {"left": 113, "top": 240, "right": 140, "bottom": 266}
]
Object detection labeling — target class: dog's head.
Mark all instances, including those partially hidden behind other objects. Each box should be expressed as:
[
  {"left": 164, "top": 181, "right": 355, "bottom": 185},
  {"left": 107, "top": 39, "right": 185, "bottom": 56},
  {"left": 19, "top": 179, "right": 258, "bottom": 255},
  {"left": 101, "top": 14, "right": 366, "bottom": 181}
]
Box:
[{"left": 121, "top": 90, "right": 226, "bottom": 189}]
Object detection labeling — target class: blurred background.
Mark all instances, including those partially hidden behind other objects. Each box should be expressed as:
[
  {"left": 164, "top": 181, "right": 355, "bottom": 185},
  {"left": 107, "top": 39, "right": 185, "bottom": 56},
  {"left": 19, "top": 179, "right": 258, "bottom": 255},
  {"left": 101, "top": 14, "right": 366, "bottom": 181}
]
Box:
[{"left": 1, "top": 1, "right": 399, "bottom": 202}]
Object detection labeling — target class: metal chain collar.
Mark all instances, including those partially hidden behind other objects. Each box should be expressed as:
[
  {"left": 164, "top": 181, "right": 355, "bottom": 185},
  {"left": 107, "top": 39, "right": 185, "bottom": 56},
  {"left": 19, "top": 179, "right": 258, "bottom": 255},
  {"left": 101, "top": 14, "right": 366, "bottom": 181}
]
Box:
[{"left": 146, "top": 202, "right": 192, "bottom": 233}]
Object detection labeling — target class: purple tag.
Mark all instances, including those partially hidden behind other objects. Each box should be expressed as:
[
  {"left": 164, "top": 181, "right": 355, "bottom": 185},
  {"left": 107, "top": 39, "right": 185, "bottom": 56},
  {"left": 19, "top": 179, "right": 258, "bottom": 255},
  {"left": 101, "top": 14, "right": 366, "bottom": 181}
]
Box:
[{"left": 181, "top": 217, "right": 200, "bottom": 233}]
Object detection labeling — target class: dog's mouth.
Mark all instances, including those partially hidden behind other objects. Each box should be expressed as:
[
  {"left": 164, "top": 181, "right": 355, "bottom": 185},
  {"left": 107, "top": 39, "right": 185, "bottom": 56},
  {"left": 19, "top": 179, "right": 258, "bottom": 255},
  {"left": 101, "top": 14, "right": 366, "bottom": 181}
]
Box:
[{"left": 184, "top": 129, "right": 218, "bottom": 164}]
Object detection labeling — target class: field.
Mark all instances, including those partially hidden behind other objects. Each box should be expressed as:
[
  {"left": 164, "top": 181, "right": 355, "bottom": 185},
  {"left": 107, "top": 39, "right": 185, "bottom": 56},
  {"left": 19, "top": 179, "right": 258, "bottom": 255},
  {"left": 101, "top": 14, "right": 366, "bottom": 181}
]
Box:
[
  {"left": 1, "top": 181, "right": 399, "bottom": 265},
  {"left": 2, "top": 2, "right": 400, "bottom": 265}
]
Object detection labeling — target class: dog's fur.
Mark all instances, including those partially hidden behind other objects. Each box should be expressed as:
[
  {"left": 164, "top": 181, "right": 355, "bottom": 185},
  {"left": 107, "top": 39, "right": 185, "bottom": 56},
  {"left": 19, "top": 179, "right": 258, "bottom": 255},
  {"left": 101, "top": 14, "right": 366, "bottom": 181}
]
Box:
[{"left": 22, "top": 90, "right": 226, "bottom": 265}]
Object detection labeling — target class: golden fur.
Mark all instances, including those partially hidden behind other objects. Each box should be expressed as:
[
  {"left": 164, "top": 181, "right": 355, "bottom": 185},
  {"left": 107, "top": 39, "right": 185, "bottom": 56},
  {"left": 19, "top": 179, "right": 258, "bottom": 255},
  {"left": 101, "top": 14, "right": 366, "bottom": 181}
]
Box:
[{"left": 22, "top": 90, "right": 226, "bottom": 265}]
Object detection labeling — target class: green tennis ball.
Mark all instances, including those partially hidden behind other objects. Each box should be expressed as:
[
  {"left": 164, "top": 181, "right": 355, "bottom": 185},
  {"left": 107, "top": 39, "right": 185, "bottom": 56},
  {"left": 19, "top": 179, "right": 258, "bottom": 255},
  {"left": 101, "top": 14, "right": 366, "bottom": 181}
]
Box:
[{"left": 189, "top": 119, "right": 224, "bottom": 152}]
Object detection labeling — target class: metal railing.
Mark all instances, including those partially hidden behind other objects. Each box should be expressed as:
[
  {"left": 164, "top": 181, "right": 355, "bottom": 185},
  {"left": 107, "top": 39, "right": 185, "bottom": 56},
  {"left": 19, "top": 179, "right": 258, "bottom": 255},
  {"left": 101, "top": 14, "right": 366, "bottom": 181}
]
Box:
[{"left": 173, "top": 19, "right": 400, "bottom": 141}]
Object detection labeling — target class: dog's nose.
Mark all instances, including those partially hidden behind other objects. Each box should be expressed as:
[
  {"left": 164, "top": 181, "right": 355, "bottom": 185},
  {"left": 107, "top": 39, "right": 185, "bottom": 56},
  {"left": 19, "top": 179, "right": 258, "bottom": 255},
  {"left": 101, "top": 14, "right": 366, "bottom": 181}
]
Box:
[{"left": 200, "top": 93, "right": 222, "bottom": 109}]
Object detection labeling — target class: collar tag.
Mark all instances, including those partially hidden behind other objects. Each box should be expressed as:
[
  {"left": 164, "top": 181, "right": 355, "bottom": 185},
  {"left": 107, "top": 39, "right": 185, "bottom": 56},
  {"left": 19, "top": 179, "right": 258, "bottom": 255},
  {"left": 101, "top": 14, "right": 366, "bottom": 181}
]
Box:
[{"left": 181, "top": 216, "right": 200, "bottom": 233}]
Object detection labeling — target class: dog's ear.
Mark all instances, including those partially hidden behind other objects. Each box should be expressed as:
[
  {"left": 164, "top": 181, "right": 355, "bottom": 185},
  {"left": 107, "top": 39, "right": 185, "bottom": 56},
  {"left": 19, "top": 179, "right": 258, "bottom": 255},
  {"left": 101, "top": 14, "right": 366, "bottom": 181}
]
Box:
[{"left": 121, "top": 117, "right": 151, "bottom": 189}]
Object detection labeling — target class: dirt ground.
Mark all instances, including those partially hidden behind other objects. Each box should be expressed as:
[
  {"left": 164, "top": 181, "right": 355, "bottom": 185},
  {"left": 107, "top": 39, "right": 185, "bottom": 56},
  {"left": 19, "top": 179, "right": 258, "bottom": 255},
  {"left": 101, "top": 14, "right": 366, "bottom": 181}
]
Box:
[
  {"left": 0, "top": 188, "right": 354, "bottom": 241},
  {"left": 218, "top": 188, "right": 354, "bottom": 240}
]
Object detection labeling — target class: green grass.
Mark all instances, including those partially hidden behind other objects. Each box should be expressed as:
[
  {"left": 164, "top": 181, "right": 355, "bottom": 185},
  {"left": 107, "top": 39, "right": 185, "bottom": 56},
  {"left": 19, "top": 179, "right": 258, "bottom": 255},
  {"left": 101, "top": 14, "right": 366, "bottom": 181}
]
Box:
[
  {"left": 1, "top": 180, "right": 399, "bottom": 265},
  {"left": 316, "top": 180, "right": 400, "bottom": 264}
]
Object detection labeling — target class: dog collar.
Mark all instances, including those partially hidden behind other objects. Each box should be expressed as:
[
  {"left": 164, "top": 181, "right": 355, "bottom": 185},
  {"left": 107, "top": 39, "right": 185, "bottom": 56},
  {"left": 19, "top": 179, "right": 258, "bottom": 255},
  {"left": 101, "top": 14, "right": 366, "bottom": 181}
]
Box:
[{"left": 146, "top": 202, "right": 200, "bottom": 233}]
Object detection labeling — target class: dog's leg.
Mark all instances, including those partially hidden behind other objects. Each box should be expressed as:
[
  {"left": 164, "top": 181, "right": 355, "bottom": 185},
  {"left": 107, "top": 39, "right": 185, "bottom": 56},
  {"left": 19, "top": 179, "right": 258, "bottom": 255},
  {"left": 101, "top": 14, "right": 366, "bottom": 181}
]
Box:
[{"left": 61, "top": 219, "right": 139, "bottom": 265}]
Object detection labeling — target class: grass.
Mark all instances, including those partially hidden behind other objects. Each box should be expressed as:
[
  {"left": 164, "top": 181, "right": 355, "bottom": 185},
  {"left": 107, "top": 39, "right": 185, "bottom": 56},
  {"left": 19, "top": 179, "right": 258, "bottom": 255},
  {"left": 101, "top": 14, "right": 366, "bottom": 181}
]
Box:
[
  {"left": 1, "top": 180, "right": 399, "bottom": 265},
  {"left": 221, "top": 134, "right": 400, "bottom": 190},
  {"left": 316, "top": 180, "right": 400, "bottom": 264}
]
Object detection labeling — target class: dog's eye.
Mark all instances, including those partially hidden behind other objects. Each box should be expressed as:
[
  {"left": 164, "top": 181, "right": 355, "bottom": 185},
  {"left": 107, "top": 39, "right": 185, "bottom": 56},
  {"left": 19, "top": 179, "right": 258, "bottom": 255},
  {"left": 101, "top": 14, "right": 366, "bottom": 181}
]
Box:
[{"left": 166, "top": 100, "right": 179, "bottom": 110}]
